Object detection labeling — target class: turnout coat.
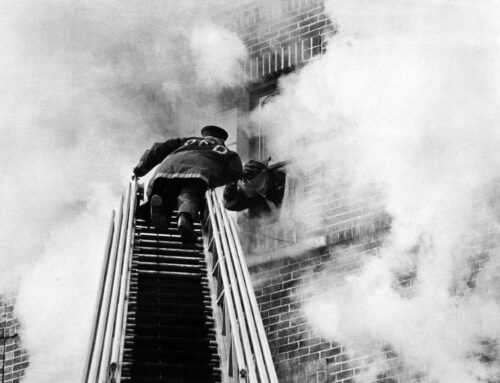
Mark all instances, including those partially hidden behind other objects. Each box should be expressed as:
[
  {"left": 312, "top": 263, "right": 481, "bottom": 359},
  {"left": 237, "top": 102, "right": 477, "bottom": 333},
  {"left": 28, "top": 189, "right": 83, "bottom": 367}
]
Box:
[
  {"left": 223, "top": 166, "right": 286, "bottom": 217},
  {"left": 134, "top": 137, "right": 243, "bottom": 198}
]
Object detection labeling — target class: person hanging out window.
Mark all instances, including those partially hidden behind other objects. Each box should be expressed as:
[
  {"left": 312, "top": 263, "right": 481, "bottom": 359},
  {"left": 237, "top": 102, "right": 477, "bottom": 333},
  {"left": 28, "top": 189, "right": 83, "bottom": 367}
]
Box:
[{"left": 222, "top": 159, "right": 286, "bottom": 219}]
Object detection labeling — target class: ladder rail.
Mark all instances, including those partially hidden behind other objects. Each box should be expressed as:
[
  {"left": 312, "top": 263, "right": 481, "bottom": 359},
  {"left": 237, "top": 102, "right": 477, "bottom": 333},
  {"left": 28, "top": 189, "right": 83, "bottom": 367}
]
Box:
[
  {"left": 97, "top": 183, "right": 131, "bottom": 382},
  {"left": 206, "top": 191, "right": 248, "bottom": 381},
  {"left": 84, "top": 196, "right": 126, "bottom": 383},
  {"left": 110, "top": 180, "right": 137, "bottom": 382},
  {"left": 228, "top": 214, "right": 279, "bottom": 383},
  {"left": 81, "top": 181, "right": 137, "bottom": 383},
  {"left": 210, "top": 192, "right": 259, "bottom": 383},
  {"left": 218, "top": 197, "right": 270, "bottom": 383},
  {"left": 81, "top": 210, "right": 115, "bottom": 383},
  {"left": 205, "top": 189, "right": 279, "bottom": 383}
]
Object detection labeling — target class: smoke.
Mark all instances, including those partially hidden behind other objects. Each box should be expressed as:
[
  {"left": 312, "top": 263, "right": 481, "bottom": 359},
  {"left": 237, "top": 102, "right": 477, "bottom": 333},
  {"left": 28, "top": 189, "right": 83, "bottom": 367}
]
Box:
[
  {"left": 254, "top": 0, "right": 500, "bottom": 381},
  {"left": 0, "top": 0, "right": 246, "bottom": 381},
  {"left": 190, "top": 23, "right": 248, "bottom": 88}
]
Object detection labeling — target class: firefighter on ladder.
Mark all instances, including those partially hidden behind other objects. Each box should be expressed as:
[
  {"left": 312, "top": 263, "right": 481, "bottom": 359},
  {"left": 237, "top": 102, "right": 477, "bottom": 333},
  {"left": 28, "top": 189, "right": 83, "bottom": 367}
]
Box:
[{"left": 133, "top": 125, "right": 243, "bottom": 244}]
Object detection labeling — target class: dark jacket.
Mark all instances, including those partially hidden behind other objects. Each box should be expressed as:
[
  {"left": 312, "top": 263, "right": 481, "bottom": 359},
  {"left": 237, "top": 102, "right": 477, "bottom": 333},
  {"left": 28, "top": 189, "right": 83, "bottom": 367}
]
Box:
[
  {"left": 134, "top": 137, "right": 243, "bottom": 197},
  {"left": 223, "top": 167, "right": 286, "bottom": 217}
]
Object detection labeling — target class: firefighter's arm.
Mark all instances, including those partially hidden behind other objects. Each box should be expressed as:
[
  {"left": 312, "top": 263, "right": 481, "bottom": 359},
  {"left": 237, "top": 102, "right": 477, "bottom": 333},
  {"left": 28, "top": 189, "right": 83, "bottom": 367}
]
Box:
[
  {"left": 133, "top": 138, "right": 184, "bottom": 177},
  {"left": 217, "top": 154, "right": 244, "bottom": 186},
  {"left": 223, "top": 182, "right": 252, "bottom": 211}
]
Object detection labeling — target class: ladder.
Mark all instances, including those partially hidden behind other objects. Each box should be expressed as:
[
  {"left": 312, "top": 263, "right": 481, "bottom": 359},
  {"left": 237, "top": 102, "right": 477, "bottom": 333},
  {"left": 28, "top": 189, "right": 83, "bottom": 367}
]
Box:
[
  {"left": 82, "top": 181, "right": 278, "bottom": 383},
  {"left": 120, "top": 215, "right": 220, "bottom": 382}
]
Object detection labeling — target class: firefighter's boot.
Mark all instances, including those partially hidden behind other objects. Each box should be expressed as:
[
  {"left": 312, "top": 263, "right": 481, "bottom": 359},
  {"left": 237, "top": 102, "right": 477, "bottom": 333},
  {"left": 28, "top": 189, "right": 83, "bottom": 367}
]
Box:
[
  {"left": 150, "top": 194, "right": 169, "bottom": 232},
  {"left": 178, "top": 213, "right": 196, "bottom": 244}
]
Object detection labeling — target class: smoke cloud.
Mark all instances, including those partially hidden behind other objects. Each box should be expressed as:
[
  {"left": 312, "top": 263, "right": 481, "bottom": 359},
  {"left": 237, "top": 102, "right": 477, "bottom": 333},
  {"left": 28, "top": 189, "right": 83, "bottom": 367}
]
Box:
[
  {"left": 254, "top": 0, "right": 500, "bottom": 381},
  {"left": 190, "top": 23, "right": 248, "bottom": 88},
  {"left": 0, "top": 0, "right": 245, "bottom": 381}
]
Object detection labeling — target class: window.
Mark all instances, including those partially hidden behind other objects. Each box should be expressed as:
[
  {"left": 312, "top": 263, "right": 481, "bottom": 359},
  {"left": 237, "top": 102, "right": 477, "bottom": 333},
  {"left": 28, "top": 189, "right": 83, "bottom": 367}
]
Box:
[
  {"left": 249, "top": 83, "right": 278, "bottom": 163},
  {"left": 255, "top": 93, "right": 275, "bottom": 162},
  {"left": 236, "top": 85, "right": 299, "bottom": 254}
]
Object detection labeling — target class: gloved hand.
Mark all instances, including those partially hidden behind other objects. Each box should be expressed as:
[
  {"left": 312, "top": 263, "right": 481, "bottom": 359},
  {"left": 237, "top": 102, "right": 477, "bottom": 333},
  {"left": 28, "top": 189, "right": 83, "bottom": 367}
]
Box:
[
  {"left": 243, "top": 160, "right": 267, "bottom": 179},
  {"left": 133, "top": 162, "right": 147, "bottom": 178}
]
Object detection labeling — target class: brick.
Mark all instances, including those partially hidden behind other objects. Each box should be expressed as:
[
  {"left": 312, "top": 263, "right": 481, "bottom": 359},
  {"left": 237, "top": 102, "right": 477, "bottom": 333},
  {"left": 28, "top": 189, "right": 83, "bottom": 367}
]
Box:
[
  {"left": 276, "top": 336, "right": 289, "bottom": 347},
  {"left": 279, "top": 342, "right": 299, "bottom": 353},
  {"left": 280, "top": 262, "right": 302, "bottom": 275},
  {"left": 279, "top": 23, "right": 300, "bottom": 36},
  {"left": 283, "top": 279, "right": 299, "bottom": 289},
  {"left": 263, "top": 283, "right": 283, "bottom": 295},
  {"left": 308, "top": 20, "right": 328, "bottom": 33},
  {"left": 279, "top": 310, "right": 300, "bottom": 321},
  {"left": 252, "top": 39, "right": 275, "bottom": 52},
  {"left": 271, "top": 296, "right": 287, "bottom": 308},
  {"left": 268, "top": 305, "right": 288, "bottom": 317},
  {"left": 300, "top": 353, "right": 319, "bottom": 363},
  {"left": 291, "top": 270, "right": 304, "bottom": 279},
  {"left": 336, "top": 353, "right": 350, "bottom": 363},
  {"left": 270, "top": 274, "right": 287, "bottom": 285},
  {"left": 14, "top": 364, "right": 27, "bottom": 375},
  {"left": 280, "top": 295, "right": 292, "bottom": 305},
  {"left": 306, "top": 359, "right": 323, "bottom": 374},
  {"left": 259, "top": 300, "right": 275, "bottom": 312},
  {"left": 245, "top": 37, "right": 259, "bottom": 47},
  {"left": 299, "top": 16, "right": 319, "bottom": 27},
  {"left": 269, "top": 320, "right": 290, "bottom": 333},
  {"left": 290, "top": 316, "right": 308, "bottom": 326},
  {"left": 278, "top": 325, "right": 298, "bottom": 338},
  {"left": 289, "top": 25, "right": 310, "bottom": 38},
  {"left": 336, "top": 369, "right": 354, "bottom": 380},
  {"left": 258, "top": 293, "right": 271, "bottom": 303},
  {"left": 308, "top": 6, "right": 325, "bottom": 18},
  {"left": 263, "top": 315, "right": 280, "bottom": 326},
  {"left": 270, "top": 290, "right": 288, "bottom": 301},
  {"left": 310, "top": 342, "right": 331, "bottom": 353},
  {"left": 320, "top": 347, "right": 342, "bottom": 359},
  {"left": 289, "top": 330, "right": 308, "bottom": 343},
  {"left": 288, "top": 347, "right": 309, "bottom": 359},
  {"left": 259, "top": 30, "right": 279, "bottom": 42}
]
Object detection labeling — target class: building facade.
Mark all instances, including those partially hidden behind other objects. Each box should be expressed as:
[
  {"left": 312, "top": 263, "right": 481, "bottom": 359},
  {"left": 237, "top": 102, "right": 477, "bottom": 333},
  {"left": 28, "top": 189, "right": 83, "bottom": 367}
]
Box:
[
  {"left": 219, "top": 1, "right": 499, "bottom": 382},
  {"left": 0, "top": 295, "right": 28, "bottom": 383}
]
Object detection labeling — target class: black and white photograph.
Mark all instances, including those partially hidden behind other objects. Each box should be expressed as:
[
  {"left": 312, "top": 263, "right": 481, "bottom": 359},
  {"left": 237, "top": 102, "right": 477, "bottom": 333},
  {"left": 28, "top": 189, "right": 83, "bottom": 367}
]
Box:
[{"left": 0, "top": 0, "right": 499, "bottom": 382}]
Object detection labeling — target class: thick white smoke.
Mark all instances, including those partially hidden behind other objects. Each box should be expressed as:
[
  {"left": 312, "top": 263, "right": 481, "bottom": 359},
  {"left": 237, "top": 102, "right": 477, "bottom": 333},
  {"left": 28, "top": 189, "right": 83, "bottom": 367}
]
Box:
[
  {"left": 0, "top": 1, "right": 246, "bottom": 381},
  {"left": 190, "top": 23, "right": 247, "bottom": 88},
  {"left": 255, "top": 0, "right": 500, "bottom": 382}
]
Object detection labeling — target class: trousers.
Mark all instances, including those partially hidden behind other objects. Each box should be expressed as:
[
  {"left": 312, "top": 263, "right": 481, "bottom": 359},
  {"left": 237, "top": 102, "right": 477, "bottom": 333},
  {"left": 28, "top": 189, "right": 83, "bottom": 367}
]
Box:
[{"left": 151, "top": 178, "right": 207, "bottom": 221}]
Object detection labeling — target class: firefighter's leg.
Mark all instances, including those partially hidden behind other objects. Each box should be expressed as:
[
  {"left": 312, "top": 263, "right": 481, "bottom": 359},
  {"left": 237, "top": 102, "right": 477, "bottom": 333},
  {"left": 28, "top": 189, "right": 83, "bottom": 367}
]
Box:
[
  {"left": 149, "top": 179, "right": 170, "bottom": 232},
  {"left": 176, "top": 180, "right": 206, "bottom": 244}
]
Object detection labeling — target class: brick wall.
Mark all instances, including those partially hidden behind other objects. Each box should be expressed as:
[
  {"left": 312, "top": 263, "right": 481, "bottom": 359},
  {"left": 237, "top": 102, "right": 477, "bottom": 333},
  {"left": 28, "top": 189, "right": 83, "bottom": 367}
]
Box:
[
  {"left": 0, "top": 295, "right": 28, "bottom": 383},
  {"left": 223, "top": 0, "right": 335, "bottom": 80},
  {"left": 247, "top": 169, "right": 392, "bottom": 383},
  {"left": 243, "top": 171, "right": 499, "bottom": 383}
]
